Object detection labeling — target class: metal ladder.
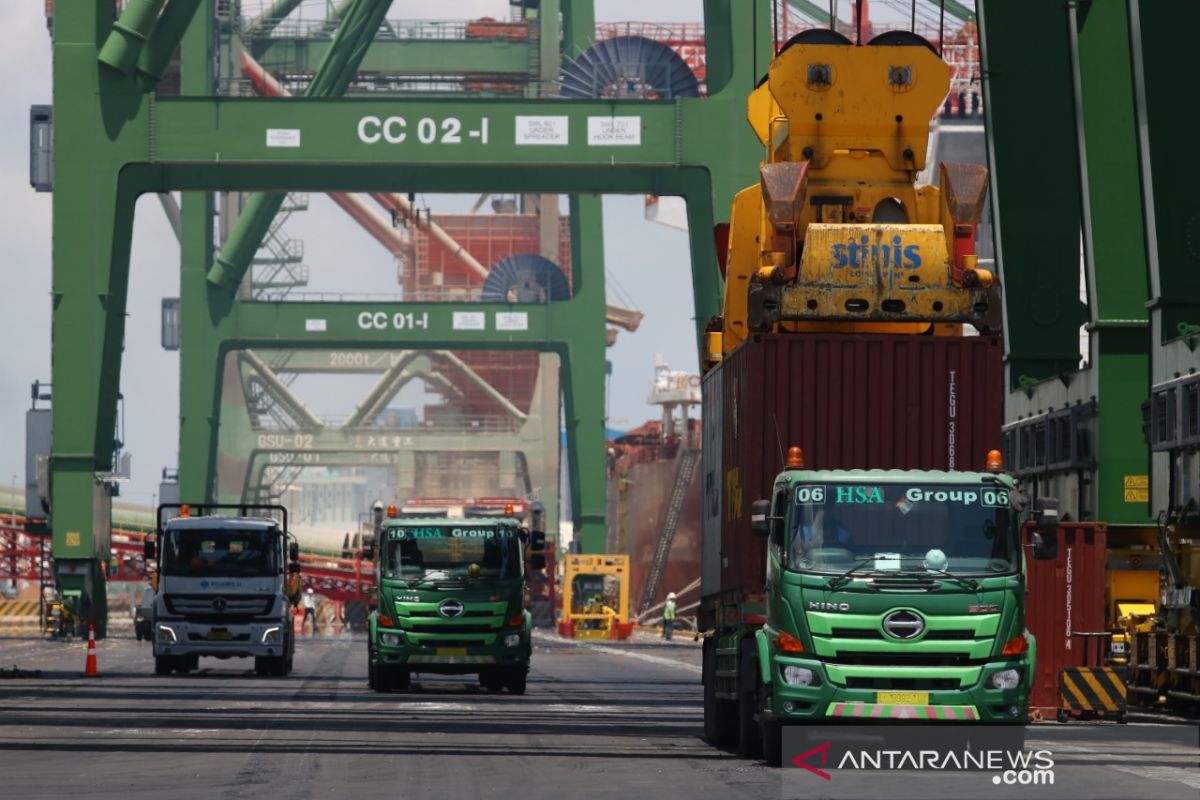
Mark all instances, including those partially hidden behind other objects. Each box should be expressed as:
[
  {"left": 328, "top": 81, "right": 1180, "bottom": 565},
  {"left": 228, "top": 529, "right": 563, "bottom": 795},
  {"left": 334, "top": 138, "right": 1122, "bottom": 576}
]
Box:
[{"left": 639, "top": 448, "right": 701, "bottom": 615}]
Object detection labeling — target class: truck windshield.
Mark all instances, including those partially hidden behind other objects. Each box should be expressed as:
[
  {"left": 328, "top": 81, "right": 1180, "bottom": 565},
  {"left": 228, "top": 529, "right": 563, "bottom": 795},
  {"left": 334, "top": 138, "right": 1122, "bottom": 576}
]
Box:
[
  {"left": 383, "top": 525, "right": 520, "bottom": 581},
  {"left": 161, "top": 528, "right": 278, "bottom": 577},
  {"left": 788, "top": 482, "right": 1018, "bottom": 576}
]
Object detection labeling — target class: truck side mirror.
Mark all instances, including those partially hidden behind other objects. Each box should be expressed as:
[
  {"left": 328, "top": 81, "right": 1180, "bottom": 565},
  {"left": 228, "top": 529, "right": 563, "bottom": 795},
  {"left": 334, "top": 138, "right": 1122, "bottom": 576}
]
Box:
[
  {"left": 1030, "top": 497, "right": 1059, "bottom": 560},
  {"left": 143, "top": 537, "right": 156, "bottom": 560},
  {"left": 530, "top": 553, "right": 547, "bottom": 571},
  {"left": 750, "top": 499, "right": 771, "bottom": 536},
  {"left": 361, "top": 534, "right": 375, "bottom": 561},
  {"left": 288, "top": 541, "right": 299, "bottom": 562}
]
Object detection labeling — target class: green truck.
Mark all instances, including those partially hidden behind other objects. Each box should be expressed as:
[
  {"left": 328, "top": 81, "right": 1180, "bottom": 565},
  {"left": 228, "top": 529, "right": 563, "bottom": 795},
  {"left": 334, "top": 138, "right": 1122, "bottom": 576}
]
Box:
[
  {"left": 700, "top": 335, "right": 1058, "bottom": 765},
  {"left": 364, "top": 509, "right": 544, "bottom": 694}
]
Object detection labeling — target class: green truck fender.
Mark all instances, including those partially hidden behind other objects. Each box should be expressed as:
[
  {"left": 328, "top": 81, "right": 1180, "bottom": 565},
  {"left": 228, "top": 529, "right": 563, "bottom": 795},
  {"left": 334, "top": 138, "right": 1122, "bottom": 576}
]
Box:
[{"left": 755, "top": 628, "right": 772, "bottom": 686}]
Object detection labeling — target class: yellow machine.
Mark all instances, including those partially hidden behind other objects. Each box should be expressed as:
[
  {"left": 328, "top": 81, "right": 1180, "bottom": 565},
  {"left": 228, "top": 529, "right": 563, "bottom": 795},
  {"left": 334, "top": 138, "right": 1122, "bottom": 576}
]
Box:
[
  {"left": 1124, "top": 514, "right": 1200, "bottom": 709},
  {"left": 707, "top": 30, "right": 998, "bottom": 370},
  {"left": 559, "top": 554, "right": 632, "bottom": 640}
]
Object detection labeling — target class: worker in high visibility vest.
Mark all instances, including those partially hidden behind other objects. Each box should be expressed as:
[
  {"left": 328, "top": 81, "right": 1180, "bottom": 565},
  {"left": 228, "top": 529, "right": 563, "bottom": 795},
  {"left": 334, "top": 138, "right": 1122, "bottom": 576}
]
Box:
[{"left": 663, "top": 592, "right": 677, "bottom": 640}]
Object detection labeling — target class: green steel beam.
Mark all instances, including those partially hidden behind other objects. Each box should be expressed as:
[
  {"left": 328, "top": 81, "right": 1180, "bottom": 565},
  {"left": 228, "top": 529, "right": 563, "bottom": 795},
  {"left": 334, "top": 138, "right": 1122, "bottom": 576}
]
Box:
[
  {"left": 209, "top": 0, "right": 394, "bottom": 291},
  {"left": 786, "top": 1, "right": 831, "bottom": 25},
  {"left": 245, "top": 0, "right": 306, "bottom": 36},
  {"left": 98, "top": 0, "right": 166, "bottom": 73},
  {"left": 249, "top": 38, "right": 533, "bottom": 77},
  {"left": 1129, "top": 0, "right": 1200, "bottom": 342},
  {"left": 178, "top": 4, "right": 222, "bottom": 505},
  {"left": 562, "top": 0, "right": 596, "bottom": 58},
  {"left": 135, "top": 0, "right": 203, "bottom": 87},
  {"left": 935, "top": 1, "right": 976, "bottom": 23},
  {"left": 978, "top": 0, "right": 1089, "bottom": 387},
  {"left": 1070, "top": 0, "right": 1150, "bottom": 525},
  {"left": 230, "top": 300, "right": 598, "bottom": 347}
]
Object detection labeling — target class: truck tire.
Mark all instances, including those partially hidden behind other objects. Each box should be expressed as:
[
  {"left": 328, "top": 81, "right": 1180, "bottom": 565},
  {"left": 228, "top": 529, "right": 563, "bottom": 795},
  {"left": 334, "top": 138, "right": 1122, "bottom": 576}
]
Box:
[
  {"left": 154, "top": 655, "right": 173, "bottom": 675},
  {"left": 175, "top": 655, "right": 198, "bottom": 674},
  {"left": 761, "top": 718, "right": 782, "bottom": 767},
  {"left": 702, "top": 637, "right": 735, "bottom": 746},
  {"left": 392, "top": 668, "right": 411, "bottom": 691},
  {"left": 373, "top": 662, "right": 392, "bottom": 693},
  {"left": 254, "top": 656, "right": 272, "bottom": 676},
  {"left": 367, "top": 655, "right": 377, "bottom": 690},
  {"left": 504, "top": 666, "right": 528, "bottom": 695},
  {"left": 480, "top": 669, "right": 505, "bottom": 693},
  {"left": 737, "top": 639, "right": 762, "bottom": 759}
]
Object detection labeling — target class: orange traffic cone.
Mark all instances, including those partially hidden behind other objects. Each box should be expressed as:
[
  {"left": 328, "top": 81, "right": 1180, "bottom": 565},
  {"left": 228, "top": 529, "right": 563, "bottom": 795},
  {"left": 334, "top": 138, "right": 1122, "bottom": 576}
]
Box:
[{"left": 83, "top": 623, "right": 98, "bottom": 676}]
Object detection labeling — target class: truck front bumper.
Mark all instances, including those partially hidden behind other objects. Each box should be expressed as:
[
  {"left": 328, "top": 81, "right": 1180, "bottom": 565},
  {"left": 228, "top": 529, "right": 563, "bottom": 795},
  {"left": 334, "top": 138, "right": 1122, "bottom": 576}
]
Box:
[
  {"left": 153, "top": 620, "right": 288, "bottom": 659},
  {"left": 374, "top": 630, "right": 529, "bottom": 673},
  {"left": 767, "top": 654, "right": 1031, "bottom": 723}
]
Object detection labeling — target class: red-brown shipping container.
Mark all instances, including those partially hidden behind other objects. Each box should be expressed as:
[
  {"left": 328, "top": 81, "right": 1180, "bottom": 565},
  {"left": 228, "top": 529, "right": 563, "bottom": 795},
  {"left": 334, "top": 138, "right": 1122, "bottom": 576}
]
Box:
[
  {"left": 1023, "top": 522, "right": 1109, "bottom": 714},
  {"left": 701, "top": 332, "right": 1005, "bottom": 602}
]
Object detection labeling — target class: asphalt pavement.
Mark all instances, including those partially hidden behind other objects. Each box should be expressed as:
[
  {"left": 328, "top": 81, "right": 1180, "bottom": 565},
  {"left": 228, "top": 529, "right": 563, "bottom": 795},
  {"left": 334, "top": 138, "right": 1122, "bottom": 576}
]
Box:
[{"left": 0, "top": 632, "right": 1194, "bottom": 800}]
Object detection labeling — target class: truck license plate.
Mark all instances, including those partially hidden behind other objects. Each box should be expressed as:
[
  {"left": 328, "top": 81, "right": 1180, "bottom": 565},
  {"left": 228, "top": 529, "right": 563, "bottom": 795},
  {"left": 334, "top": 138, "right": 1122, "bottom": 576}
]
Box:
[
  {"left": 207, "top": 630, "right": 232, "bottom": 640},
  {"left": 877, "top": 691, "right": 929, "bottom": 705},
  {"left": 436, "top": 648, "right": 467, "bottom": 657}
]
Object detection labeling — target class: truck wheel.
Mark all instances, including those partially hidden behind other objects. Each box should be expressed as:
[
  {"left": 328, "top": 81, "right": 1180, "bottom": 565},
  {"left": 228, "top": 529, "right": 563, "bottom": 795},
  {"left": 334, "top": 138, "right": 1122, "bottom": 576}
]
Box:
[
  {"left": 737, "top": 639, "right": 762, "bottom": 759},
  {"left": 480, "top": 669, "right": 505, "bottom": 693},
  {"left": 367, "top": 656, "right": 376, "bottom": 690},
  {"left": 761, "top": 718, "right": 782, "bottom": 767},
  {"left": 269, "top": 655, "right": 287, "bottom": 676},
  {"left": 392, "top": 668, "right": 411, "bottom": 691},
  {"left": 504, "top": 667, "right": 528, "bottom": 695},
  {"left": 154, "top": 656, "right": 173, "bottom": 675},
  {"left": 373, "top": 663, "right": 393, "bottom": 693},
  {"left": 254, "top": 656, "right": 271, "bottom": 676},
  {"left": 702, "top": 637, "right": 735, "bottom": 746}
]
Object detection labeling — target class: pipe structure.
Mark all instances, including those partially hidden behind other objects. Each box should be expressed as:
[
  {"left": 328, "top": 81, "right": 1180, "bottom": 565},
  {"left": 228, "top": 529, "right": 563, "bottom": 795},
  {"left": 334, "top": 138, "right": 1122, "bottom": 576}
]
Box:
[
  {"left": 208, "top": 0, "right": 393, "bottom": 290},
  {"left": 135, "top": 0, "right": 204, "bottom": 87},
  {"left": 98, "top": 0, "right": 167, "bottom": 73}
]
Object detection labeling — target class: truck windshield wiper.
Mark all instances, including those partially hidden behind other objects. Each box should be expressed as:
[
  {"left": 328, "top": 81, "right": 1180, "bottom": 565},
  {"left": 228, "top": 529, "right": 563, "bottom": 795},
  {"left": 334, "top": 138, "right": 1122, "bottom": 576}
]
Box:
[
  {"left": 827, "top": 557, "right": 884, "bottom": 591},
  {"left": 901, "top": 567, "right": 980, "bottom": 593}
]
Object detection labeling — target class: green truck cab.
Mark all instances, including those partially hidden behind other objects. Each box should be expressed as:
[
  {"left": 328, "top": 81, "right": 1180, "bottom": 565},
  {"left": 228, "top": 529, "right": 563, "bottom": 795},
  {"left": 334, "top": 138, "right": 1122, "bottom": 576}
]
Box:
[
  {"left": 364, "top": 514, "right": 542, "bottom": 694},
  {"left": 711, "top": 467, "right": 1054, "bottom": 765}
]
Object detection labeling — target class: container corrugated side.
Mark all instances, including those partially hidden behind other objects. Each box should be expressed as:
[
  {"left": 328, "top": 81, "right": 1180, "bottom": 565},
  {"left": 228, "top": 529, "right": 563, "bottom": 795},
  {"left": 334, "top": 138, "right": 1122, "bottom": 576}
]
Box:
[
  {"left": 1024, "top": 522, "right": 1109, "bottom": 713},
  {"left": 704, "top": 333, "right": 1005, "bottom": 601}
]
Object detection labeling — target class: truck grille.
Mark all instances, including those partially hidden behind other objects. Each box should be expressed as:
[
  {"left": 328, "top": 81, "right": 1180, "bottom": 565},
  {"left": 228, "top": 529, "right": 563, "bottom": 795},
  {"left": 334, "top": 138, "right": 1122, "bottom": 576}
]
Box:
[
  {"left": 828, "top": 628, "right": 980, "bottom": 641},
  {"left": 412, "top": 638, "right": 491, "bottom": 648},
  {"left": 845, "top": 677, "right": 961, "bottom": 690},
  {"left": 406, "top": 624, "right": 496, "bottom": 634},
  {"left": 831, "top": 652, "right": 977, "bottom": 667},
  {"left": 164, "top": 594, "right": 273, "bottom": 623}
]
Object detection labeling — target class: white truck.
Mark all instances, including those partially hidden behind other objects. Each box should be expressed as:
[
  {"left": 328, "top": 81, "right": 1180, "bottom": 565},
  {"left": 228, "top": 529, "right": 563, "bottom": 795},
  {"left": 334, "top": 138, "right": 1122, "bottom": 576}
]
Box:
[{"left": 145, "top": 504, "right": 300, "bottom": 676}]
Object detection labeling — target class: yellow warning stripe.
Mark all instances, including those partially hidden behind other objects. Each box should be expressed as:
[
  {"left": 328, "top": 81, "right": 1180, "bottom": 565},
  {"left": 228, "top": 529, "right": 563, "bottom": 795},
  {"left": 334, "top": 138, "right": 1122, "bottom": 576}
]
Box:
[
  {"left": 1059, "top": 667, "right": 1125, "bottom": 711},
  {"left": 0, "top": 601, "right": 40, "bottom": 617}
]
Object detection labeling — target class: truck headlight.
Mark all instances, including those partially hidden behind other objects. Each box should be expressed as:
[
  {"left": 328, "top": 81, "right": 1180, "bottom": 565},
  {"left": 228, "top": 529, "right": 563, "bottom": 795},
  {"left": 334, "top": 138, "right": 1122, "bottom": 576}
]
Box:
[
  {"left": 988, "top": 668, "right": 1022, "bottom": 690},
  {"left": 782, "top": 665, "right": 816, "bottom": 687},
  {"left": 503, "top": 633, "right": 521, "bottom": 648},
  {"left": 261, "top": 626, "right": 282, "bottom": 644},
  {"left": 380, "top": 633, "right": 402, "bottom": 647},
  {"left": 156, "top": 624, "right": 177, "bottom": 644}
]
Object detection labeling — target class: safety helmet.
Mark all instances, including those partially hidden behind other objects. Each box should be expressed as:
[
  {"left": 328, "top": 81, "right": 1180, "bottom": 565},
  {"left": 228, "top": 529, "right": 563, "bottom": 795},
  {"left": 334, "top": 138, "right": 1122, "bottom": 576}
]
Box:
[
  {"left": 667, "top": 592, "right": 676, "bottom": 600},
  {"left": 307, "top": 588, "right": 314, "bottom": 594}
]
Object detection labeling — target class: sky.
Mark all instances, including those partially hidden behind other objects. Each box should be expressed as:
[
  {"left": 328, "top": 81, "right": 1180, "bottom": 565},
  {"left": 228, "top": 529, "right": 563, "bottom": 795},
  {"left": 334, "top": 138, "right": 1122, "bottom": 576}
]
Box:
[{"left": 0, "top": 1, "right": 716, "bottom": 509}]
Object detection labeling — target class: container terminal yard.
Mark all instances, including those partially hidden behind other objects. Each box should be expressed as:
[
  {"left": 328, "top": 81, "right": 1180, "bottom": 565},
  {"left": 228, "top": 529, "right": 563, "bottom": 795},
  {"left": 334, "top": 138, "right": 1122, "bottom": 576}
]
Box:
[{"left": 1, "top": 1, "right": 1198, "bottom": 798}]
